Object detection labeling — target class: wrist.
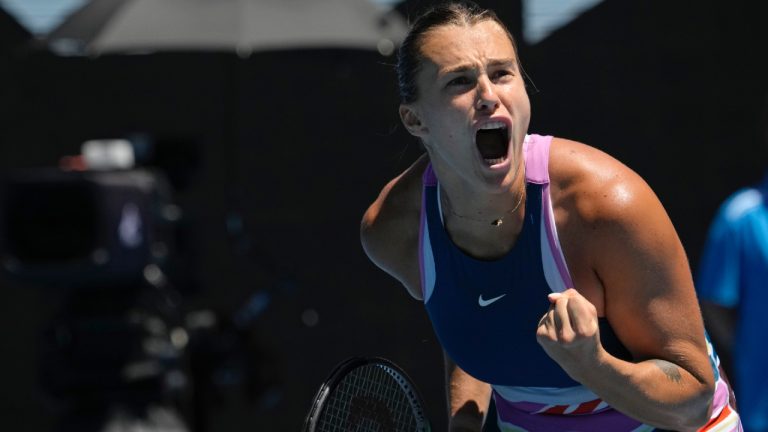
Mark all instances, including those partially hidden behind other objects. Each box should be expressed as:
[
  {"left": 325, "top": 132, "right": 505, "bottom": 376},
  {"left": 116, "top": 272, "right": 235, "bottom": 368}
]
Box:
[{"left": 568, "top": 344, "right": 611, "bottom": 384}]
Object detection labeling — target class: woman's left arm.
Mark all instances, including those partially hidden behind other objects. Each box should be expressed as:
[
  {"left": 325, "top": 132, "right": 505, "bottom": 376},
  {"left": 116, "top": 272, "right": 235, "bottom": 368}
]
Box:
[{"left": 538, "top": 148, "right": 714, "bottom": 431}]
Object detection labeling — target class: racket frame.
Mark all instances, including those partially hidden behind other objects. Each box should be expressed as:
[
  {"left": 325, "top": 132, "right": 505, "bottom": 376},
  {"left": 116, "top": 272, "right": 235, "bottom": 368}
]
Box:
[{"left": 303, "top": 356, "right": 430, "bottom": 431}]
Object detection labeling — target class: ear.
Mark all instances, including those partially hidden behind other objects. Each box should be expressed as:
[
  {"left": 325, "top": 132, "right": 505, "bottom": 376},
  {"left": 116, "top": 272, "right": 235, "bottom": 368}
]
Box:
[{"left": 399, "top": 104, "right": 428, "bottom": 138}]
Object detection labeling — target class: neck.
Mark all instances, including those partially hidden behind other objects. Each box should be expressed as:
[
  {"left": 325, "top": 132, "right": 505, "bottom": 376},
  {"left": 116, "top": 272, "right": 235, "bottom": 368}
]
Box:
[
  {"left": 438, "top": 164, "right": 527, "bottom": 229},
  {"left": 438, "top": 177, "right": 528, "bottom": 259}
]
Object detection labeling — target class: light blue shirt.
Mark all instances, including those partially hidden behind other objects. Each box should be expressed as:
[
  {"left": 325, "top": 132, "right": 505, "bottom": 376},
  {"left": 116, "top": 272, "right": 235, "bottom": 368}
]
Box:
[{"left": 697, "top": 173, "right": 768, "bottom": 432}]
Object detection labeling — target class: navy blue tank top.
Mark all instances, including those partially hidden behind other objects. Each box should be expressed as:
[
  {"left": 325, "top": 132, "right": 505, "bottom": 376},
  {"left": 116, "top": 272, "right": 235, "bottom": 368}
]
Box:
[{"left": 420, "top": 170, "right": 631, "bottom": 387}]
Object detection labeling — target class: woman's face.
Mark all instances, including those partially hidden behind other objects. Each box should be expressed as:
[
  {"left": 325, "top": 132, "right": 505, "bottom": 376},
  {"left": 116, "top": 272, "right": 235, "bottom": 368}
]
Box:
[{"left": 400, "top": 20, "right": 531, "bottom": 193}]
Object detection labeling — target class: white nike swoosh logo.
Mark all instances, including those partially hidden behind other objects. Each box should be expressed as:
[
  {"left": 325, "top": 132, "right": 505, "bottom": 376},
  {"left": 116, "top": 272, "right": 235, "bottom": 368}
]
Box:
[{"left": 478, "top": 293, "right": 507, "bottom": 307}]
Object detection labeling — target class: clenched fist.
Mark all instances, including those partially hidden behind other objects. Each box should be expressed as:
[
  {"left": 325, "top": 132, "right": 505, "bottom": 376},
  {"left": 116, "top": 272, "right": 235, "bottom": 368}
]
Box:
[{"left": 536, "top": 288, "right": 604, "bottom": 382}]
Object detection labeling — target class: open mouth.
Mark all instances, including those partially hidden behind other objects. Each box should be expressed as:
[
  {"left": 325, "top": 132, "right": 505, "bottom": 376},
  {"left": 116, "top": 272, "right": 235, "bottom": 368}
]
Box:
[{"left": 476, "top": 121, "right": 509, "bottom": 166}]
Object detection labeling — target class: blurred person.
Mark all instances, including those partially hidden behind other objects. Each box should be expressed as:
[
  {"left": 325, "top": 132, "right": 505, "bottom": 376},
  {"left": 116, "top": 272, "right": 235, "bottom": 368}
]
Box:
[
  {"left": 697, "top": 169, "right": 768, "bottom": 432},
  {"left": 360, "top": 2, "right": 741, "bottom": 431}
]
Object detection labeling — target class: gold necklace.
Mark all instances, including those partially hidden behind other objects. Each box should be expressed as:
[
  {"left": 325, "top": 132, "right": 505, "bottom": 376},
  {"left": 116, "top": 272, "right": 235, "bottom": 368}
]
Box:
[{"left": 444, "top": 187, "right": 526, "bottom": 227}]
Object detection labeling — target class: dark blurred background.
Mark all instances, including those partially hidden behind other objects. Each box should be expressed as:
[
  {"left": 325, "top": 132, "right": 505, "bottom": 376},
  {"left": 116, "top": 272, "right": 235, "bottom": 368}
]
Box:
[{"left": 0, "top": 0, "right": 766, "bottom": 431}]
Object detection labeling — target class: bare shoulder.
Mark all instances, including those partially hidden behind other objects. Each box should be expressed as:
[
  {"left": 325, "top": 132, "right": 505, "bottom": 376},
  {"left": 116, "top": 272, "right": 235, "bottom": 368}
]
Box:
[
  {"left": 360, "top": 154, "right": 429, "bottom": 300},
  {"left": 548, "top": 137, "right": 655, "bottom": 224},
  {"left": 547, "top": 136, "right": 678, "bottom": 271},
  {"left": 548, "top": 138, "right": 706, "bottom": 365}
]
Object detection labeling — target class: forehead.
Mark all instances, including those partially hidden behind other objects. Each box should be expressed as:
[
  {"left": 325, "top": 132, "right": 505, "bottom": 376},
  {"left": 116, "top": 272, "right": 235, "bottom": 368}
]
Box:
[{"left": 418, "top": 20, "right": 517, "bottom": 70}]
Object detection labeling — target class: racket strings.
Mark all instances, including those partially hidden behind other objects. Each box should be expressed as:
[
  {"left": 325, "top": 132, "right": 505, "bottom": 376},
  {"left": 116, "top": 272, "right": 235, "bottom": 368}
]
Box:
[{"left": 315, "top": 364, "right": 424, "bottom": 431}]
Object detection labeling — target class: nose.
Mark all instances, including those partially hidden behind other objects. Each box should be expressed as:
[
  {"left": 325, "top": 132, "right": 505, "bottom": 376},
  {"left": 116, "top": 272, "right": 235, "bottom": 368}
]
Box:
[{"left": 475, "top": 77, "right": 499, "bottom": 112}]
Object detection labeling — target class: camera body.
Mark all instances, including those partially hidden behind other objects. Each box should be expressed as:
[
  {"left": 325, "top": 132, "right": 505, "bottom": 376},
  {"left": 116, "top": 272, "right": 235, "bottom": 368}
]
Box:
[{"left": 0, "top": 168, "right": 174, "bottom": 288}]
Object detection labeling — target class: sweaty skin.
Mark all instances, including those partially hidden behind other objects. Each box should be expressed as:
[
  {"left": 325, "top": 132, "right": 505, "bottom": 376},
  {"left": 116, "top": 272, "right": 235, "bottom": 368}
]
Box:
[{"left": 361, "top": 20, "right": 714, "bottom": 432}]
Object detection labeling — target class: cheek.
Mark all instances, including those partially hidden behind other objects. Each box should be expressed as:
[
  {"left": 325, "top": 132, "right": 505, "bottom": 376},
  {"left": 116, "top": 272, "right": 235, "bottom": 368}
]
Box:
[
  {"left": 515, "top": 89, "right": 532, "bottom": 113},
  {"left": 420, "top": 98, "right": 474, "bottom": 140},
  {"left": 507, "top": 93, "right": 531, "bottom": 128},
  {"left": 521, "top": 94, "right": 531, "bottom": 114}
]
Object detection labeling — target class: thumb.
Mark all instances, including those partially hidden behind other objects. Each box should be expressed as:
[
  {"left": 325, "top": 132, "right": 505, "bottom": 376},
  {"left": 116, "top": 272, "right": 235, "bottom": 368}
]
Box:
[{"left": 547, "top": 292, "right": 563, "bottom": 304}]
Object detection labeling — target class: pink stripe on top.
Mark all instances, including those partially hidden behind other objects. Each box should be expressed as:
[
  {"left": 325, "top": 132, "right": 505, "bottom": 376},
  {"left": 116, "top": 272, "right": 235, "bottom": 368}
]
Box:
[
  {"left": 419, "top": 164, "right": 438, "bottom": 301},
  {"left": 524, "top": 134, "right": 575, "bottom": 290},
  {"left": 423, "top": 163, "right": 438, "bottom": 186},
  {"left": 522, "top": 134, "right": 550, "bottom": 185}
]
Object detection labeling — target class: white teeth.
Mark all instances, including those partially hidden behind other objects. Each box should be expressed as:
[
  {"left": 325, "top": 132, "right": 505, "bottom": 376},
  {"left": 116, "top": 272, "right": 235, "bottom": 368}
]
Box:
[
  {"left": 484, "top": 156, "right": 507, "bottom": 166},
  {"left": 479, "top": 121, "right": 506, "bottom": 130}
]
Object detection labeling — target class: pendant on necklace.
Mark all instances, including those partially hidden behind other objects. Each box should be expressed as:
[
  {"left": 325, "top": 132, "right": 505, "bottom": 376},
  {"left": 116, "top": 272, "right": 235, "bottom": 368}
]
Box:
[{"left": 491, "top": 219, "right": 503, "bottom": 226}]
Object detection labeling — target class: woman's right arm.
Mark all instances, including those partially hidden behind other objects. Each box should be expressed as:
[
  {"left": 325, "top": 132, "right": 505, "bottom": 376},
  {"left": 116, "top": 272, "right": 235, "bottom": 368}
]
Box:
[{"left": 360, "top": 155, "right": 428, "bottom": 299}]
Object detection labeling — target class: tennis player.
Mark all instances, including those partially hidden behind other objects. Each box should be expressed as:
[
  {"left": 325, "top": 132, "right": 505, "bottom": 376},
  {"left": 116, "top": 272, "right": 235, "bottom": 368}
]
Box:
[{"left": 360, "top": 2, "right": 741, "bottom": 431}]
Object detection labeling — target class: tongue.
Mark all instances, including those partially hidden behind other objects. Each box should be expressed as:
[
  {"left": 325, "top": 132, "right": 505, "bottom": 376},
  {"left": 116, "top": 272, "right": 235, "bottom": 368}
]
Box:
[{"left": 476, "top": 129, "right": 508, "bottom": 160}]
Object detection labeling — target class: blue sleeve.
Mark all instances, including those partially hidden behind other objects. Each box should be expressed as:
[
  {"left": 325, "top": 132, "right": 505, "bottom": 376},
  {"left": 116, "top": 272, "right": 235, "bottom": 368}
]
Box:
[{"left": 696, "top": 200, "right": 744, "bottom": 307}]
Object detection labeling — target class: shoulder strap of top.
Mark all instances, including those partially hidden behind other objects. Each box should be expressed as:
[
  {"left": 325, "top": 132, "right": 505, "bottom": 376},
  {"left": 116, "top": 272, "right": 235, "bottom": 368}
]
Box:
[
  {"left": 422, "top": 163, "right": 438, "bottom": 186},
  {"left": 524, "top": 134, "right": 552, "bottom": 185},
  {"left": 529, "top": 134, "right": 576, "bottom": 290}
]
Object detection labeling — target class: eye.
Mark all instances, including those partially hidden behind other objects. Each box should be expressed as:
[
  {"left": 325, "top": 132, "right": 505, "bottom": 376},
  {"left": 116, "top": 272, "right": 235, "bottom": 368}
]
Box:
[
  {"left": 492, "top": 69, "right": 514, "bottom": 82},
  {"left": 446, "top": 76, "right": 471, "bottom": 87}
]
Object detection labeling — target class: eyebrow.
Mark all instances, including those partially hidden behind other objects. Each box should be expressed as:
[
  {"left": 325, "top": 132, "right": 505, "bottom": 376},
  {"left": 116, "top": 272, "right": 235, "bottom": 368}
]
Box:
[{"left": 441, "top": 58, "right": 518, "bottom": 75}]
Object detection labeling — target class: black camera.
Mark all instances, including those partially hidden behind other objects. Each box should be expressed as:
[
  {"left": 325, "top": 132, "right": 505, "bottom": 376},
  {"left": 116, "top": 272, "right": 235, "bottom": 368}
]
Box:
[{"left": 0, "top": 168, "right": 176, "bottom": 288}]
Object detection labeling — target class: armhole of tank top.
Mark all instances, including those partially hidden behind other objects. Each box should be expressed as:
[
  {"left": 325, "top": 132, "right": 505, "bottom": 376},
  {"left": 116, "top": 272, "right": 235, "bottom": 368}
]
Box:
[
  {"left": 420, "top": 170, "right": 436, "bottom": 304},
  {"left": 541, "top": 184, "right": 573, "bottom": 292},
  {"left": 436, "top": 184, "right": 445, "bottom": 225},
  {"left": 535, "top": 137, "right": 575, "bottom": 291}
]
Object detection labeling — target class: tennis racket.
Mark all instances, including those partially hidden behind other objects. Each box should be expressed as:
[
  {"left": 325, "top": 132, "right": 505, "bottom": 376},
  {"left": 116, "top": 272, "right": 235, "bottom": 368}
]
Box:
[{"left": 303, "top": 356, "right": 431, "bottom": 432}]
